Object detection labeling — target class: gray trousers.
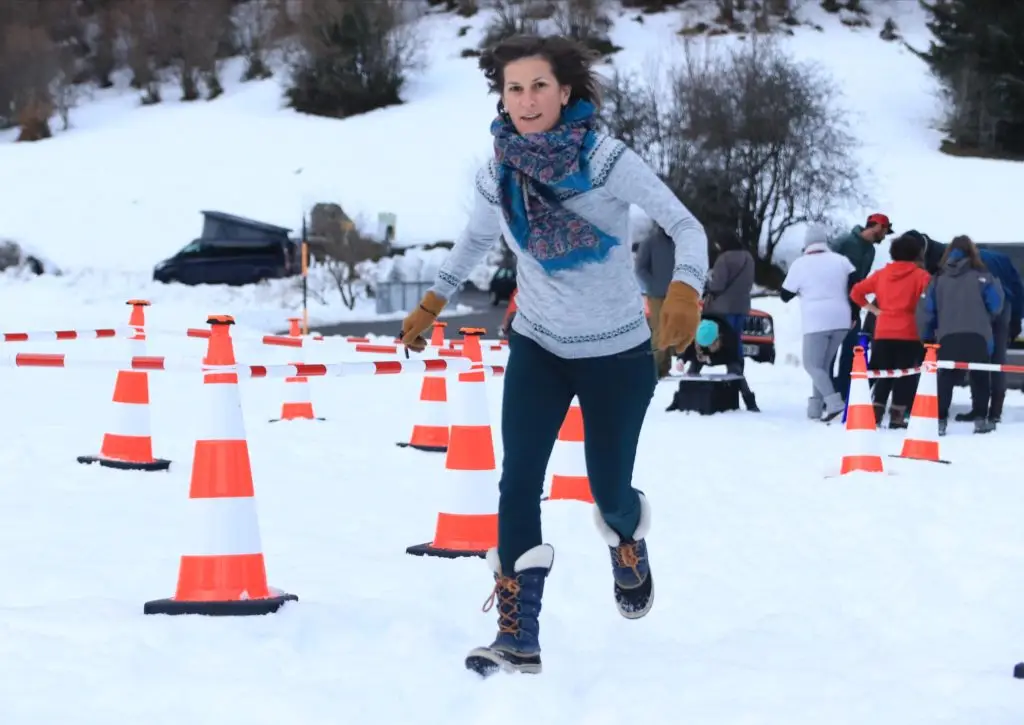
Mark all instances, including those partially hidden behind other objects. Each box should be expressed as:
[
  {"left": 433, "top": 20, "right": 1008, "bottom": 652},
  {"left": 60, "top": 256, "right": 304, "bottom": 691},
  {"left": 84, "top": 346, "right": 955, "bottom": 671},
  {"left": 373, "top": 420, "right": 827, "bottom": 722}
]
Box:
[{"left": 803, "top": 329, "right": 847, "bottom": 402}]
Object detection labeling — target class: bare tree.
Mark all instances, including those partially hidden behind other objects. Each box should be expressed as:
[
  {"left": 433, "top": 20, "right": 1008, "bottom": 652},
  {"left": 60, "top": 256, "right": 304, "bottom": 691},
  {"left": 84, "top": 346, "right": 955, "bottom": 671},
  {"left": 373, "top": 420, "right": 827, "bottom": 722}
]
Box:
[
  {"left": 236, "top": 0, "right": 285, "bottom": 80},
  {"left": 89, "top": 0, "right": 121, "bottom": 87},
  {"left": 117, "top": 0, "right": 172, "bottom": 104},
  {"left": 0, "top": 1, "right": 18, "bottom": 129},
  {"left": 601, "top": 37, "right": 867, "bottom": 287},
  {"left": 479, "top": 0, "right": 541, "bottom": 50},
  {"left": 620, "top": 0, "right": 681, "bottom": 12},
  {"left": 552, "top": 0, "right": 616, "bottom": 55},
  {"left": 164, "top": 0, "right": 232, "bottom": 101},
  {"left": 287, "top": 0, "right": 421, "bottom": 119},
  {"left": 2, "top": 21, "right": 60, "bottom": 141},
  {"left": 51, "top": 40, "right": 82, "bottom": 131},
  {"left": 306, "top": 203, "right": 382, "bottom": 310}
]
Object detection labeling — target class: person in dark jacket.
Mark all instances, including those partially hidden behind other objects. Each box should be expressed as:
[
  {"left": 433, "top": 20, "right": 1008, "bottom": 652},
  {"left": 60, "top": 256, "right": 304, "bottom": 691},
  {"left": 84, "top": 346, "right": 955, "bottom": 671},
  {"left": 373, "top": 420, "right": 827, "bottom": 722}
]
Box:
[
  {"left": 703, "top": 231, "right": 755, "bottom": 366},
  {"left": 682, "top": 313, "right": 759, "bottom": 411},
  {"left": 908, "top": 230, "right": 1023, "bottom": 422},
  {"left": 829, "top": 213, "right": 894, "bottom": 400},
  {"left": 635, "top": 224, "right": 675, "bottom": 378},
  {"left": 850, "top": 233, "right": 932, "bottom": 428},
  {"left": 917, "top": 235, "right": 1004, "bottom": 435}
]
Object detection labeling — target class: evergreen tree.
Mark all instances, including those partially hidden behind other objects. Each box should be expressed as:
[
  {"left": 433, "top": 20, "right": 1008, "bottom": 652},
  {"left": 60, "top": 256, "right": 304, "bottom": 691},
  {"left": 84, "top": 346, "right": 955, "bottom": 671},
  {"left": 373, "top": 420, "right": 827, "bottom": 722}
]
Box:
[{"left": 917, "top": 0, "right": 1024, "bottom": 156}]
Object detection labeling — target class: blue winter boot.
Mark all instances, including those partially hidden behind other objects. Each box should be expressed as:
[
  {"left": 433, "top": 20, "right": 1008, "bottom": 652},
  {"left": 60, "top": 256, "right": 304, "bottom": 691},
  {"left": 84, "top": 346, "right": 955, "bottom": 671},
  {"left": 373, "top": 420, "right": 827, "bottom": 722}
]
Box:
[
  {"left": 464, "top": 543, "right": 554, "bottom": 677},
  {"left": 594, "top": 492, "right": 653, "bottom": 619}
]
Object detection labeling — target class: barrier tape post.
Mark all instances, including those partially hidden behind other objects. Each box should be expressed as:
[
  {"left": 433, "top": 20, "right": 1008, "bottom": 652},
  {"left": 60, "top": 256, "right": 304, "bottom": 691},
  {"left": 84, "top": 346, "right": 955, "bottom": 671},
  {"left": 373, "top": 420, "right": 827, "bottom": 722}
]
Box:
[
  {"left": 841, "top": 332, "right": 871, "bottom": 424},
  {"left": 269, "top": 316, "right": 324, "bottom": 422}
]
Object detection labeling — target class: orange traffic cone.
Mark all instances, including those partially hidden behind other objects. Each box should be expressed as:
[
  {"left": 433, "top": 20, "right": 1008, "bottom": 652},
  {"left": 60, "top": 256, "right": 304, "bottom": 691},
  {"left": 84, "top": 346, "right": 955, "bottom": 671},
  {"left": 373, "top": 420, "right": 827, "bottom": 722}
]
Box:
[
  {"left": 544, "top": 397, "right": 594, "bottom": 503},
  {"left": 145, "top": 315, "right": 297, "bottom": 616},
  {"left": 838, "top": 346, "right": 885, "bottom": 475},
  {"left": 397, "top": 322, "right": 449, "bottom": 452},
  {"left": 270, "top": 317, "right": 324, "bottom": 422},
  {"left": 430, "top": 320, "right": 447, "bottom": 346},
  {"left": 892, "top": 344, "right": 949, "bottom": 464},
  {"left": 78, "top": 299, "right": 170, "bottom": 471},
  {"left": 407, "top": 328, "right": 498, "bottom": 558}
]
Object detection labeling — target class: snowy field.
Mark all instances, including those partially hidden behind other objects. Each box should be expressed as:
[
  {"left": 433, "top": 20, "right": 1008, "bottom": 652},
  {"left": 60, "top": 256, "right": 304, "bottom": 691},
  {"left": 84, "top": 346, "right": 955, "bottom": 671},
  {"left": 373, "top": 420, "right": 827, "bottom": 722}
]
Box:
[
  {"left": 0, "top": 1, "right": 1023, "bottom": 722},
  {"left": 0, "top": 296, "right": 1019, "bottom": 724}
]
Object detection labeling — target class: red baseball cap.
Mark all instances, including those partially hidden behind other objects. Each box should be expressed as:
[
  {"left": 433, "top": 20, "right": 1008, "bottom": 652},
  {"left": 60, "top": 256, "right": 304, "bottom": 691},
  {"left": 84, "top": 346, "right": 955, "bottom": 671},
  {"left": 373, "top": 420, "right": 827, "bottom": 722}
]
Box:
[{"left": 866, "top": 213, "right": 893, "bottom": 234}]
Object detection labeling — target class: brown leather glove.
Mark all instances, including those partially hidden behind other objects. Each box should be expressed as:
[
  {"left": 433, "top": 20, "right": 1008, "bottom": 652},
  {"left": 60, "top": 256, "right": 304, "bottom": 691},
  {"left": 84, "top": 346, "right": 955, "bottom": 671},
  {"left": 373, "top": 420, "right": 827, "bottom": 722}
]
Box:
[
  {"left": 657, "top": 281, "right": 701, "bottom": 352},
  {"left": 400, "top": 291, "right": 446, "bottom": 352}
]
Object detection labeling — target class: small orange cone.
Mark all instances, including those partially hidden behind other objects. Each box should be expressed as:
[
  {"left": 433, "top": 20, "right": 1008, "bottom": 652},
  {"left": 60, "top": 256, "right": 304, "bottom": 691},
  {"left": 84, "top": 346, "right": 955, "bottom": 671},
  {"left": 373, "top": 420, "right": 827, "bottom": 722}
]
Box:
[
  {"left": 397, "top": 322, "right": 449, "bottom": 452},
  {"left": 407, "top": 327, "right": 498, "bottom": 559},
  {"left": 545, "top": 397, "right": 594, "bottom": 503},
  {"left": 270, "top": 317, "right": 324, "bottom": 422},
  {"left": 838, "top": 346, "right": 885, "bottom": 475},
  {"left": 429, "top": 320, "right": 447, "bottom": 347},
  {"left": 78, "top": 299, "right": 170, "bottom": 471},
  {"left": 145, "top": 315, "right": 297, "bottom": 616},
  {"left": 892, "top": 344, "right": 949, "bottom": 464}
]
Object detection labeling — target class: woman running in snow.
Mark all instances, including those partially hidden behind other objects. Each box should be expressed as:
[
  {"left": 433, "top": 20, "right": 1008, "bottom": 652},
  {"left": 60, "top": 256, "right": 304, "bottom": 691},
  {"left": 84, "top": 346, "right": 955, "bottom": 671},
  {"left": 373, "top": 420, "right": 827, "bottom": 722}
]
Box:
[{"left": 399, "top": 34, "right": 708, "bottom": 677}]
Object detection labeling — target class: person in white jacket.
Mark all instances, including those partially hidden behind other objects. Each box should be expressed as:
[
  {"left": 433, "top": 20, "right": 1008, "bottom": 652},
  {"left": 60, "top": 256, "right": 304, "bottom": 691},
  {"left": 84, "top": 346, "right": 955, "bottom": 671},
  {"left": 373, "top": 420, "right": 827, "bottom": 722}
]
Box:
[{"left": 780, "top": 224, "right": 856, "bottom": 421}]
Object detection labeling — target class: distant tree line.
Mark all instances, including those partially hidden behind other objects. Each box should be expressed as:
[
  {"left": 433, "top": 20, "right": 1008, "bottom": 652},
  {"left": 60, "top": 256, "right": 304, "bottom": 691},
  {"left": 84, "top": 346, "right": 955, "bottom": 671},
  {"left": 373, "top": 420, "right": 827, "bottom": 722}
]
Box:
[{"left": 0, "top": 0, "right": 427, "bottom": 141}]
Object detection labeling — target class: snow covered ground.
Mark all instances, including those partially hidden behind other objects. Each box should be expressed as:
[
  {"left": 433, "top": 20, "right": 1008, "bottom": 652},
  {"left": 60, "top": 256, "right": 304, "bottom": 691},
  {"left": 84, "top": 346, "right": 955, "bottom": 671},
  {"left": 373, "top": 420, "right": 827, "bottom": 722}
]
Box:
[
  {"left": 0, "top": 1, "right": 1023, "bottom": 722},
  {"left": 0, "top": 296, "right": 1019, "bottom": 725}
]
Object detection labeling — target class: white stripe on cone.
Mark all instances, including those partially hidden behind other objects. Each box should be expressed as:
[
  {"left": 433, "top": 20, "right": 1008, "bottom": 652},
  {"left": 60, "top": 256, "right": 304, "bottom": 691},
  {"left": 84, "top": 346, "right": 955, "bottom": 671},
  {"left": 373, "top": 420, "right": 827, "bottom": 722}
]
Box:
[
  {"left": 194, "top": 378, "right": 247, "bottom": 441},
  {"left": 183, "top": 496, "right": 264, "bottom": 556},
  {"left": 436, "top": 371, "right": 498, "bottom": 517},
  {"left": 103, "top": 400, "right": 153, "bottom": 438}
]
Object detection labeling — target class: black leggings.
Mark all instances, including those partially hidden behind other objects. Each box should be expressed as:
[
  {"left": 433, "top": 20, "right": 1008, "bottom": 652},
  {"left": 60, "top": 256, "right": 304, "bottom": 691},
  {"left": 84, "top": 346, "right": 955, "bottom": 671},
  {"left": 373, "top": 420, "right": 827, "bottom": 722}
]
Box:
[
  {"left": 869, "top": 339, "right": 924, "bottom": 410},
  {"left": 936, "top": 333, "right": 991, "bottom": 420}
]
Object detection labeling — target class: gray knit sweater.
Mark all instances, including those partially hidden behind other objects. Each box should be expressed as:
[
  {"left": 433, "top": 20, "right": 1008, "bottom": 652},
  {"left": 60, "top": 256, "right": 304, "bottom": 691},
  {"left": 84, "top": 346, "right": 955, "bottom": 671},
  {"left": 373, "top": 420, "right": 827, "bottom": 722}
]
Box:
[{"left": 429, "top": 134, "right": 708, "bottom": 359}]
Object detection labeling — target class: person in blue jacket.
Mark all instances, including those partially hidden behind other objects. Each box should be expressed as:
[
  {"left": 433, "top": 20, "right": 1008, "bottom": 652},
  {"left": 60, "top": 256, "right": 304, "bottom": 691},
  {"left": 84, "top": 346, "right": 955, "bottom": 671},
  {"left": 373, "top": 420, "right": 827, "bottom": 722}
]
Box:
[
  {"left": 917, "top": 235, "right": 1004, "bottom": 435},
  {"left": 905, "top": 230, "right": 1022, "bottom": 422}
]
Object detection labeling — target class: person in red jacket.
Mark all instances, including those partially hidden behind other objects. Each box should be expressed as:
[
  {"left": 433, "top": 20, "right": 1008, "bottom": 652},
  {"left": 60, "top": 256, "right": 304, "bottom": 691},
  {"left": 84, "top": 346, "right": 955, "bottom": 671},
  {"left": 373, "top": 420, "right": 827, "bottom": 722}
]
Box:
[{"left": 849, "top": 233, "right": 933, "bottom": 428}]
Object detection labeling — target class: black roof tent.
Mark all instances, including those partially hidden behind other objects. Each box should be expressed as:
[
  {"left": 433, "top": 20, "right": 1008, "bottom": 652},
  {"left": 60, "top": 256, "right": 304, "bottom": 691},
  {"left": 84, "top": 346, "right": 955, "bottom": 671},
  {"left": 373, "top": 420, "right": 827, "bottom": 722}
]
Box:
[{"left": 199, "top": 210, "right": 293, "bottom": 241}]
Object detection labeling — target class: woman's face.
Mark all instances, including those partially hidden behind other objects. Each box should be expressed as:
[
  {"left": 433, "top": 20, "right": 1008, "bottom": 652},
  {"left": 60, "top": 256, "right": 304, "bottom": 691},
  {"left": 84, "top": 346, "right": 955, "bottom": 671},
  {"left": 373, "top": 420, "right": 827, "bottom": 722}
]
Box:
[{"left": 501, "top": 56, "right": 571, "bottom": 135}]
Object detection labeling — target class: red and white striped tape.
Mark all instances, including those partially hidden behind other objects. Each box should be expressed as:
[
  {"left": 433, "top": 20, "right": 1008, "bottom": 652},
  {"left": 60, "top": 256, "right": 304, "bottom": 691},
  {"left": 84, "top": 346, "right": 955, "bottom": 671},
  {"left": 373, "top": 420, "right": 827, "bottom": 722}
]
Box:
[
  {"left": 168, "top": 328, "right": 371, "bottom": 348},
  {"left": 0, "top": 353, "right": 498, "bottom": 378},
  {"left": 864, "top": 360, "right": 1024, "bottom": 378},
  {"left": 0, "top": 326, "right": 137, "bottom": 343}
]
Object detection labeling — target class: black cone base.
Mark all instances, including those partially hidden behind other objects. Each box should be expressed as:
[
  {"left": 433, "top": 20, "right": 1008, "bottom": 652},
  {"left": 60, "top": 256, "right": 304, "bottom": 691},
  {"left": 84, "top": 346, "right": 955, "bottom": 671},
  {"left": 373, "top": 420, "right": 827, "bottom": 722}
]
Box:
[
  {"left": 144, "top": 593, "right": 298, "bottom": 616},
  {"left": 78, "top": 455, "right": 171, "bottom": 472}
]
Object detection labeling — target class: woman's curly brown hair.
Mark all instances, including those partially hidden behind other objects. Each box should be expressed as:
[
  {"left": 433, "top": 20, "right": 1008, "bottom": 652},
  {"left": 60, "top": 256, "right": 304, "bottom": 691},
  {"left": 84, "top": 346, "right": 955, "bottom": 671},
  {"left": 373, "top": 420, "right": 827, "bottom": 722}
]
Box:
[{"left": 478, "top": 34, "right": 602, "bottom": 107}]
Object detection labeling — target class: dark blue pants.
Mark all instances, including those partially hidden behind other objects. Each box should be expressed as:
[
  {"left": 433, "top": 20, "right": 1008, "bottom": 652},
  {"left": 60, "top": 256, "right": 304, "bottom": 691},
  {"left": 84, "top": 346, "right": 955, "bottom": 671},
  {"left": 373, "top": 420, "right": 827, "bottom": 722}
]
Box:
[
  {"left": 723, "top": 314, "right": 747, "bottom": 368},
  {"left": 832, "top": 321, "right": 861, "bottom": 401},
  {"left": 497, "top": 332, "right": 656, "bottom": 573}
]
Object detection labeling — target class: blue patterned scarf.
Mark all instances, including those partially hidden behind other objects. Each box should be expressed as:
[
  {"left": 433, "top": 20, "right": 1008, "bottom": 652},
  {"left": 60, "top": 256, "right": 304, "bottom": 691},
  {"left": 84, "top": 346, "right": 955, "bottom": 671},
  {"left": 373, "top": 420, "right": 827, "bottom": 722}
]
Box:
[{"left": 491, "top": 100, "right": 620, "bottom": 274}]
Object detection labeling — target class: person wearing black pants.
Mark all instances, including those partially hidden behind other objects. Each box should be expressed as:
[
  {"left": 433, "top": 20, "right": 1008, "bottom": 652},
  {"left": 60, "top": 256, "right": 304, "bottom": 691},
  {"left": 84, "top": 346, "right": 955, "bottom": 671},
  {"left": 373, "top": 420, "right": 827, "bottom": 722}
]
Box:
[
  {"left": 918, "top": 235, "right": 1004, "bottom": 435},
  {"left": 936, "top": 334, "right": 992, "bottom": 433},
  {"left": 868, "top": 340, "right": 924, "bottom": 425},
  {"left": 956, "top": 304, "right": 1011, "bottom": 423},
  {"left": 849, "top": 233, "right": 933, "bottom": 427}
]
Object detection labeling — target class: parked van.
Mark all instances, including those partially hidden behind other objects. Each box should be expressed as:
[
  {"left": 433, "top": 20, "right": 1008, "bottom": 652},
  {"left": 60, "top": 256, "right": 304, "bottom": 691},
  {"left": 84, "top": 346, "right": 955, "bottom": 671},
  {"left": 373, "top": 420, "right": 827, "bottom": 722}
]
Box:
[{"left": 153, "top": 211, "right": 298, "bottom": 286}]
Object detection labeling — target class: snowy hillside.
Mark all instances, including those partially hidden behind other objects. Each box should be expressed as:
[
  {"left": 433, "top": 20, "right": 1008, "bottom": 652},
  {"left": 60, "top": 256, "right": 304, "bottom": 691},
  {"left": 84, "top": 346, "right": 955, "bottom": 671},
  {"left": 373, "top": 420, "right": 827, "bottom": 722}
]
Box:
[{"left": 2, "top": 0, "right": 1023, "bottom": 322}]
